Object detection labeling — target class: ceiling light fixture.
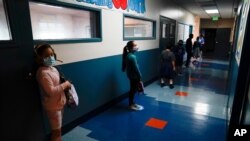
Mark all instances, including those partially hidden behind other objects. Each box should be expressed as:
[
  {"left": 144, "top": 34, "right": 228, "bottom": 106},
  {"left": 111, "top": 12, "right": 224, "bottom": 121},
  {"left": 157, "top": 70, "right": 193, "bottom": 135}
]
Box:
[{"left": 205, "top": 9, "right": 219, "bottom": 14}]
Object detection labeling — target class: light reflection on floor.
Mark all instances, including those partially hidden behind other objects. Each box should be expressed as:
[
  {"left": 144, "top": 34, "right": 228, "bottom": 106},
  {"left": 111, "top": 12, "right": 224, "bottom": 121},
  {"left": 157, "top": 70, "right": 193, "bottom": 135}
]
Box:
[{"left": 63, "top": 59, "right": 229, "bottom": 141}]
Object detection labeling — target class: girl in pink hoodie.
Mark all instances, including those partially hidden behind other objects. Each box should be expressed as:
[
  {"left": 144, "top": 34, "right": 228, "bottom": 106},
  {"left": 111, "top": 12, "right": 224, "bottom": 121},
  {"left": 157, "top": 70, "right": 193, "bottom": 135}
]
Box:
[{"left": 35, "top": 44, "right": 71, "bottom": 141}]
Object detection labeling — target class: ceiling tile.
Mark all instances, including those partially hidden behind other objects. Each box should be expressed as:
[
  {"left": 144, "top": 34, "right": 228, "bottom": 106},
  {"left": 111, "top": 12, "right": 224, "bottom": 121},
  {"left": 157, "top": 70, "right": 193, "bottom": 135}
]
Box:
[{"left": 173, "top": 0, "right": 240, "bottom": 19}]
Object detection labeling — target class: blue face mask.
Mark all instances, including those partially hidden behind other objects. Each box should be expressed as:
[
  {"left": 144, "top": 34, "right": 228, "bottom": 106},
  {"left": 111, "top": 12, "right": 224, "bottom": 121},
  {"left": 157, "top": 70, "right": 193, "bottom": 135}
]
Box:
[
  {"left": 43, "top": 56, "right": 56, "bottom": 66},
  {"left": 132, "top": 47, "right": 139, "bottom": 52}
]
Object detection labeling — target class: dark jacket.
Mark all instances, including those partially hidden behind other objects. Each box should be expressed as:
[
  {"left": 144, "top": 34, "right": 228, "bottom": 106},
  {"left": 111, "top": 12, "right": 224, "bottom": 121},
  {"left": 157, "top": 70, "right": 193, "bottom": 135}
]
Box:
[
  {"left": 186, "top": 38, "right": 193, "bottom": 54},
  {"left": 173, "top": 44, "right": 185, "bottom": 60}
]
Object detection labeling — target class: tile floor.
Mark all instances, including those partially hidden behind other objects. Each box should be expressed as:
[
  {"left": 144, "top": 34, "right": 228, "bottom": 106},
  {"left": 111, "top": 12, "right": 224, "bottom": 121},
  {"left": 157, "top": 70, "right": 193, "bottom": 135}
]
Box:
[{"left": 63, "top": 59, "right": 230, "bottom": 141}]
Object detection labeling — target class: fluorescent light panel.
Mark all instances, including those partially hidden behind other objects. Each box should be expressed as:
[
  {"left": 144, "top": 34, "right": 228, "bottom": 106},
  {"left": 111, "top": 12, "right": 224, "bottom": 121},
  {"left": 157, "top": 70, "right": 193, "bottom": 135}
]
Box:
[{"left": 205, "top": 9, "right": 219, "bottom": 14}]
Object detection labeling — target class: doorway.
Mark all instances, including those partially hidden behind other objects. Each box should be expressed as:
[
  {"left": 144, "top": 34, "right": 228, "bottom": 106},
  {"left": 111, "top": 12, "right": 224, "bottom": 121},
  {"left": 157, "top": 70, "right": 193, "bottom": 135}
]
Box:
[
  {"left": 202, "top": 28, "right": 231, "bottom": 60},
  {"left": 159, "top": 16, "right": 176, "bottom": 51},
  {"left": 0, "top": 0, "right": 45, "bottom": 140}
]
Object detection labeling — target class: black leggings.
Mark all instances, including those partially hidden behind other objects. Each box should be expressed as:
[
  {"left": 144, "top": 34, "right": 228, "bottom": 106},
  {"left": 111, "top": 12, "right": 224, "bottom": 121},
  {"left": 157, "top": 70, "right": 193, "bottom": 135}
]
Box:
[{"left": 129, "top": 79, "right": 138, "bottom": 106}]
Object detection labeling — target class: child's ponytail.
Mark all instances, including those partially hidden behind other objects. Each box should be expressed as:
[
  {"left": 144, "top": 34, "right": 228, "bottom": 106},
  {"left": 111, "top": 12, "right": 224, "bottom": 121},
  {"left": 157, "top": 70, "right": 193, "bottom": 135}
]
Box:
[
  {"left": 122, "top": 41, "right": 135, "bottom": 72},
  {"left": 122, "top": 45, "right": 129, "bottom": 72}
]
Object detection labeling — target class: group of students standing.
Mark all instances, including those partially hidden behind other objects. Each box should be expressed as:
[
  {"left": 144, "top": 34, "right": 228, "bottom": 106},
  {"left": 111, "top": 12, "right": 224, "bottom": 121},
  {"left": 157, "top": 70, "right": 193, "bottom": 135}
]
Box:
[
  {"left": 34, "top": 36, "right": 205, "bottom": 141},
  {"left": 34, "top": 41, "right": 144, "bottom": 141},
  {"left": 121, "top": 35, "right": 205, "bottom": 111},
  {"left": 160, "top": 33, "right": 205, "bottom": 88},
  {"left": 186, "top": 34, "right": 205, "bottom": 65}
]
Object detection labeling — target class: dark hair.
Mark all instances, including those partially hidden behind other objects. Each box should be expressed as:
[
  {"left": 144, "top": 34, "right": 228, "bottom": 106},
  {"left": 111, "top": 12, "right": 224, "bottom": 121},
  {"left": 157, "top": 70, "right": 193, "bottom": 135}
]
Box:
[
  {"left": 178, "top": 40, "right": 184, "bottom": 45},
  {"left": 126, "top": 41, "right": 135, "bottom": 51},
  {"left": 34, "top": 44, "right": 57, "bottom": 65},
  {"left": 35, "top": 44, "right": 55, "bottom": 57},
  {"left": 166, "top": 42, "right": 174, "bottom": 50},
  {"left": 196, "top": 37, "right": 199, "bottom": 41},
  {"left": 189, "top": 34, "right": 194, "bottom": 38},
  {"left": 121, "top": 41, "right": 134, "bottom": 72},
  {"left": 166, "top": 45, "right": 172, "bottom": 50}
]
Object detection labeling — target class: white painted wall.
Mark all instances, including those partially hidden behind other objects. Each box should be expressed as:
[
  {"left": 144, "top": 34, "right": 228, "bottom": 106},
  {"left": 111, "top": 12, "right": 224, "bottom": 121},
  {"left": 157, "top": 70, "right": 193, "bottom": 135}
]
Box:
[{"left": 52, "top": 0, "right": 196, "bottom": 64}]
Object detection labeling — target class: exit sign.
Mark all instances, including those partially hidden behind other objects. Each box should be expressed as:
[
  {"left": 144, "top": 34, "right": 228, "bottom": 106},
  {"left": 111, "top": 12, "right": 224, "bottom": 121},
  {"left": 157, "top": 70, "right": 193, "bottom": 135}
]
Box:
[{"left": 212, "top": 16, "right": 219, "bottom": 21}]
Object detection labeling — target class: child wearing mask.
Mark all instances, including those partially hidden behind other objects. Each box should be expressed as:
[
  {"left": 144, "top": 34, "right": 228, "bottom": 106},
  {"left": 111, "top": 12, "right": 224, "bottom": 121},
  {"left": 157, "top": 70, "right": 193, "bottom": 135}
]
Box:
[
  {"left": 123, "top": 41, "right": 143, "bottom": 111},
  {"left": 35, "top": 44, "right": 71, "bottom": 141}
]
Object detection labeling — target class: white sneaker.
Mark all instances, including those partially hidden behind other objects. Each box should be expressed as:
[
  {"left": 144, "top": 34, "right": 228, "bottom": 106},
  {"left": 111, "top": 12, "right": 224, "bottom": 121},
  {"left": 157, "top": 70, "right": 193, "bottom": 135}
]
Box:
[
  {"left": 130, "top": 104, "right": 144, "bottom": 111},
  {"left": 135, "top": 104, "right": 144, "bottom": 110}
]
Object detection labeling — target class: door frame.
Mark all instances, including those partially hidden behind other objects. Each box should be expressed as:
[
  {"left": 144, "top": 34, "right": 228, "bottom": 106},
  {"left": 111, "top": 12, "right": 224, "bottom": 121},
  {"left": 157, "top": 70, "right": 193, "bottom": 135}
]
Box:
[
  {"left": 159, "top": 15, "right": 176, "bottom": 51},
  {"left": 0, "top": 0, "right": 45, "bottom": 140}
]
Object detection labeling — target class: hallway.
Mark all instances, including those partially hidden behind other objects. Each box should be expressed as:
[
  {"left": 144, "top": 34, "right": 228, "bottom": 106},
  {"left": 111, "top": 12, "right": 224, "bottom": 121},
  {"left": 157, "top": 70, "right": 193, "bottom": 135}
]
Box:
[
  {"left": 1, "top": 0, "right": 250, "bottom": 140},
  {"left": 63, "top": 59, "right": 229, "bottom": 141}
]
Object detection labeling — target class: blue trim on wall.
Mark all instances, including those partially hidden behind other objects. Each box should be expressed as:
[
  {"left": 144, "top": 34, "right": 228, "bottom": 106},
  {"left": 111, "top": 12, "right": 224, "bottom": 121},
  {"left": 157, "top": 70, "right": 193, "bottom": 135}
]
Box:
[
  {"left": 43, "top": 48, "right": 160, "bottom": 134},
  {"left": 227, "top": 56, "right": 239, "bottom": 113},
  {"left": 225, "top": 52, "right": 241, "bottom": 138}
]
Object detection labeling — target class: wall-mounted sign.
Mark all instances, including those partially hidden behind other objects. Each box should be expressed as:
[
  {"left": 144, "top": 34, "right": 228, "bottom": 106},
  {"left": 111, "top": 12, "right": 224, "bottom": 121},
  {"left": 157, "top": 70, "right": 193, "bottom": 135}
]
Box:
[
  {"left": 76, "top": 0, "right": 146, "bottom": 13},
  {"left": 235, "top": 0, "right": 250, "bottom": 65},
  {"left": 112, "top": 0, "right": 127, "bottom": 10},
  {"left": 212, "top": 16, "right": 219, "bottom": 21}
]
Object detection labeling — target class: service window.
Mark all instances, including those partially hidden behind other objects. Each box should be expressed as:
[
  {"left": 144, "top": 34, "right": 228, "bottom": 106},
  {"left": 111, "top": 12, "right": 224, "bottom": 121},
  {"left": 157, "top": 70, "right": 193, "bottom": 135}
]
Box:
[
  {"left": 29, "top": 1, "right": 101, "bottom": 43},
  {"left": 124, "top": 15, "right": 156, "bottom": 40},
  {"left": 0, "top": 0, "right": 12, "bottom": 41}
]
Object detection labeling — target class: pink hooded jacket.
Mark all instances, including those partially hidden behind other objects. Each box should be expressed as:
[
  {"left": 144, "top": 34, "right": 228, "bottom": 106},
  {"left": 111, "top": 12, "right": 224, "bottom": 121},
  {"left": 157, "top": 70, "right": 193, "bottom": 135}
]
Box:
[{"left": 36, "top": 66, "right": 67, "bottom": 111}]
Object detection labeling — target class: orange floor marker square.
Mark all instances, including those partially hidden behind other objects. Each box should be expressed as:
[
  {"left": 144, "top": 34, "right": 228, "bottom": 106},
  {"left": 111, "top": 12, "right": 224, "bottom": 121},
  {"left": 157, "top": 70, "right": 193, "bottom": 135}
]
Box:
[
  {"left": 145, "top": 118, "right": 168, "bottom": 129},
  {"left": 175, "top": 91, "right": 188, "bottom": 96},
  {"left": 190, "top": 77, "right": 199, "bottom": 81}
]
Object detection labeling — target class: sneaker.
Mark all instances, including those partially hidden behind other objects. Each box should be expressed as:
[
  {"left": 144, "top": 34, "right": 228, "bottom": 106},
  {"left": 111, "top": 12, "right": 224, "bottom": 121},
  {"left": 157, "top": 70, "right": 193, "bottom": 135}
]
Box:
[
  {"left": 130, "top": 104, "right": 144, "bottom": 111},
  {"left": 135, "top": 104, "right": 144, "bottom": 110},
  {"left": 169, "top": 84, "right": 174, "bottom": 89}
]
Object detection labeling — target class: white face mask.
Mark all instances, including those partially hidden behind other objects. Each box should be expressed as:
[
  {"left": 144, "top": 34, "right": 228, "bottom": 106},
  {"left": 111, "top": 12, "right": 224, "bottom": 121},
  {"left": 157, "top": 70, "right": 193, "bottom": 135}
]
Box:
[{"left": 43, "top": 56, "right": 56, "bottom": 66}]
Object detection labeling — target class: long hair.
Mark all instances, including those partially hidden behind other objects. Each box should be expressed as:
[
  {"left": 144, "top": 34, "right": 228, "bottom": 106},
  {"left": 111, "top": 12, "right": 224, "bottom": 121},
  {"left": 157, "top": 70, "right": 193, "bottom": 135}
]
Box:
[
  {"left": 122, "top": 41, "right": 134, "bottom": 72},
  {"left": 126, "top": 40, "right": 135, "bottom": 52}
]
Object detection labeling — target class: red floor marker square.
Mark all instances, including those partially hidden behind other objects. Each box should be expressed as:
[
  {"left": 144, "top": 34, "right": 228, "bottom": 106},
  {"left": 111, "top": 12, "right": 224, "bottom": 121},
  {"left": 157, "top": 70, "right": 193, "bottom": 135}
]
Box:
[
  {"left": 175, "top": 91, "right": 188, "bottom": 96},
  {"left": 145, "top": 118, "right": 168, "bottom": 129}
]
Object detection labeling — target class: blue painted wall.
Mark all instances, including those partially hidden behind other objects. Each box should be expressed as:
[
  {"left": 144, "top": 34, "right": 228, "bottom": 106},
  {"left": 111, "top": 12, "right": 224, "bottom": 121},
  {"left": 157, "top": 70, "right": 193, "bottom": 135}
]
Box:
[
  {"left": 49, "top": 48, "right": 160, "bottom": 131},
  {"left": 226, "top": 55, "right": 239, "bottom": 123}
]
